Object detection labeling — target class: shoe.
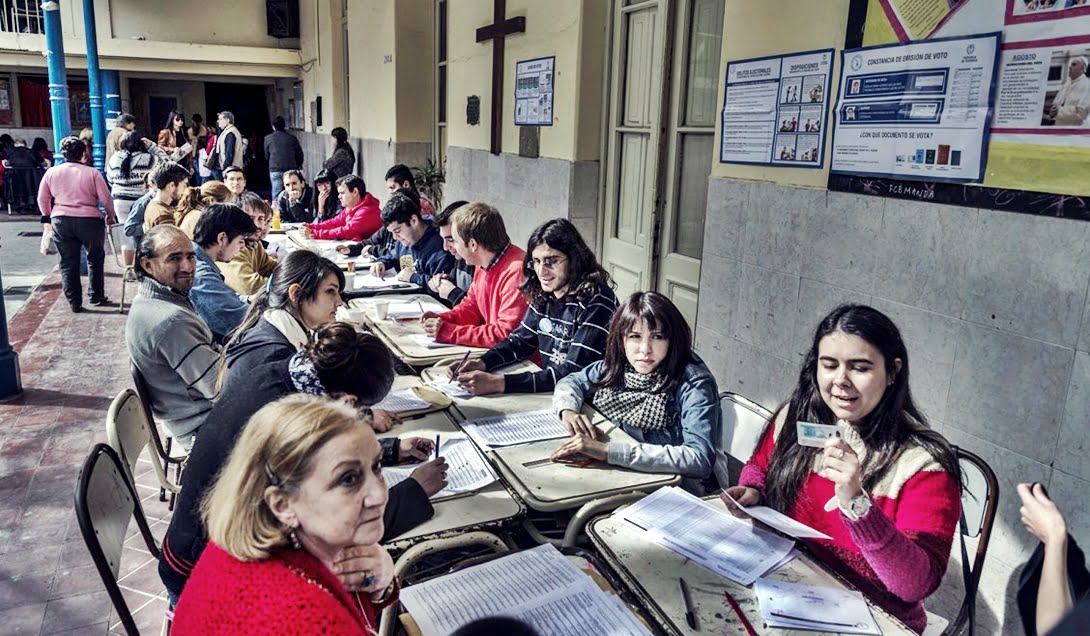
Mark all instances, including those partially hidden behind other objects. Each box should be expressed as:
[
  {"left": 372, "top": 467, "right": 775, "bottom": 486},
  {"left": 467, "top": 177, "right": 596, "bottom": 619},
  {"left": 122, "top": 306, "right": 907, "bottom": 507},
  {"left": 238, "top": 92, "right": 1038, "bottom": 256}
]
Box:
[
  {"left": 89, "top": 296, "right": 110, "bottom": 306},
  {"left": 70, "top": 305, "right": 83, "bottom": 313}
]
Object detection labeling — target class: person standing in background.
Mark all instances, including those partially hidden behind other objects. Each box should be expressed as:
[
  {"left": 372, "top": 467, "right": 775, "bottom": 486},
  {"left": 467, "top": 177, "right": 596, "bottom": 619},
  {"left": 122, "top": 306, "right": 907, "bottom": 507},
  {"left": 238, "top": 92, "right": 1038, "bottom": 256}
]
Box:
[
  {"left": 264, "top": 116, "right": 303, "bottom": 201},
  {"left": 211, "top": 111, "right": 243, "bottom": 181},
  {"left": 158, "top": 110, "right": 193, "bottom": 170},
  {"left": 106, "top": 113, "right": 137, "bottom": 163},
  {"left": 323, "top": 127, "right": 355, "bottom": 179}
]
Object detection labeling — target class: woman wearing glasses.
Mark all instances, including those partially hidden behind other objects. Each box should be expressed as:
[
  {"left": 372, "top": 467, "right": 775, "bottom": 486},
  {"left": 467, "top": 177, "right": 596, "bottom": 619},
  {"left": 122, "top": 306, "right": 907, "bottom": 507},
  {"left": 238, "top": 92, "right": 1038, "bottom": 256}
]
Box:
[
  {"left": 448, "top": 217, "right": 618, "bottom": 395},
  {"left": 157, "top": 110, "right": 193, "bottom": 170}
]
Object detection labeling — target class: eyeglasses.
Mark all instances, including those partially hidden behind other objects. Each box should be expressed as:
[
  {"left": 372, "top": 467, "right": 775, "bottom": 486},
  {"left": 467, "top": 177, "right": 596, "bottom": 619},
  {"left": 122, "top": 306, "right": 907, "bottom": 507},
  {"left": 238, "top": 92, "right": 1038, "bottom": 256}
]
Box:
[{"left": 529, "top": 256, "right": 566, "bottom": 271}]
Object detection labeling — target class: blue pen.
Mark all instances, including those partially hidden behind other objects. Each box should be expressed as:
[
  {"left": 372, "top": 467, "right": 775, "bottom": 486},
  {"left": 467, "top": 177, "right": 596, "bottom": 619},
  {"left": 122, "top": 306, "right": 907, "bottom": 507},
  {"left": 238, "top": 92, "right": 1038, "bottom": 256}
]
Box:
[{"left": 434, "top": 434, "right": 440, "bottom": 460}]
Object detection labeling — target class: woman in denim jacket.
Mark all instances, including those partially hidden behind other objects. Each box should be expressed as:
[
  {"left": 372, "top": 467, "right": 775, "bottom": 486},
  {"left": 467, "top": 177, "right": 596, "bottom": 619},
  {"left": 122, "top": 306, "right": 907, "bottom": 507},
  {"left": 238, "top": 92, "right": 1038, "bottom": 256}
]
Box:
[{"left": 551, "top": 291, "right": 720, "bottom": 493}]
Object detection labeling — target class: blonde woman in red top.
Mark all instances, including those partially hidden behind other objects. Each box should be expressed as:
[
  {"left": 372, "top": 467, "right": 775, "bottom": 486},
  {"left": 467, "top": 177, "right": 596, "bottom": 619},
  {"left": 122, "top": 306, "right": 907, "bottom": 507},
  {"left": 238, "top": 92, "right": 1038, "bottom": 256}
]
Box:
[
  {"left": 172, "top": 395, "right": 398, "bottom": 635},
  {"left": 723, "top": 304, "right": 960, "bottom": 633}
]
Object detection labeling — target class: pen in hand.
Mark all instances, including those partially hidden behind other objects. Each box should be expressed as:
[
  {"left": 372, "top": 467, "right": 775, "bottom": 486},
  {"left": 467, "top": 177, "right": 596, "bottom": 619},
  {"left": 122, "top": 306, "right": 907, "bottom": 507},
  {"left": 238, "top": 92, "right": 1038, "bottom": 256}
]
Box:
[{"left": 434, "top": 434, "right": 440, "bottom": 460}]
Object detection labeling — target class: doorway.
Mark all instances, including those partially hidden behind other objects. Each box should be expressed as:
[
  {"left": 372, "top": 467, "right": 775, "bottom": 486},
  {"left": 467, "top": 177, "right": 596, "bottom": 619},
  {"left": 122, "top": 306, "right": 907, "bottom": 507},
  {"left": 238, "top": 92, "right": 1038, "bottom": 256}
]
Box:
[
  {"left": 147, "top": 96, "right": 178, "bottom": 136},
  {"left": 600, "top": 0, "right": 723, "bottom": 324},
  {"left": 205, "top": 82, "right": 274, "bottom": 196}
]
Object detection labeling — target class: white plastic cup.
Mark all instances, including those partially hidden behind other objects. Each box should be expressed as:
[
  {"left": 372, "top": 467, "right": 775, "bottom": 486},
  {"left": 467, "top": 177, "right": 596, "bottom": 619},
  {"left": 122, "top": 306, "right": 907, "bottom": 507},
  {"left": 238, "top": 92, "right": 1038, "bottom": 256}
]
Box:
[
  {"left": 346, "top": 308, "right": 366, "bottom": 324},
  {"left": 374, "top": 300, "right": 390, "bottom": 321}
]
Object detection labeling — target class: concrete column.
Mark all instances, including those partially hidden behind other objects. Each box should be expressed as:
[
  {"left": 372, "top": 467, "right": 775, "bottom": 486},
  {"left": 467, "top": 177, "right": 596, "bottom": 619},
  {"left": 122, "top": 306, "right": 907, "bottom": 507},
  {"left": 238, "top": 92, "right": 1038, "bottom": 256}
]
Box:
[
  {"left": 82, "top": 0, "right": 106, "bottom": 171},
  {"left": 42, "top": 0, "right": 71, "bottom": 164}
]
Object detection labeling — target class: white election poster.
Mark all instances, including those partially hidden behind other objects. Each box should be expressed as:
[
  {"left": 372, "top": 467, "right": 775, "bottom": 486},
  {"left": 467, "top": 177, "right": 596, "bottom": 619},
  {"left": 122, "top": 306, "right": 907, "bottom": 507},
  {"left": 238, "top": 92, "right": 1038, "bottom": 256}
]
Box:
[
  {"left": 720, "top": 49, "right": 834, "bottom": 167},
  {"left": 831, "top": 32, "right": 1001, "bottom": 183},
  {"left": 514, "top": 56, "right": 555, "bottom": 126}
]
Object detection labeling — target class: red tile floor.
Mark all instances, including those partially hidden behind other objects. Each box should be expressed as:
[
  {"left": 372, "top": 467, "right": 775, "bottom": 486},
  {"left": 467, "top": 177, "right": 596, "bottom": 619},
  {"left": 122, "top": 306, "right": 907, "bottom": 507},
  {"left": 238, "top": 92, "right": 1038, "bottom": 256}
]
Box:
[{"left": 0, "top": 263, "right": 174, "bottom": 634}]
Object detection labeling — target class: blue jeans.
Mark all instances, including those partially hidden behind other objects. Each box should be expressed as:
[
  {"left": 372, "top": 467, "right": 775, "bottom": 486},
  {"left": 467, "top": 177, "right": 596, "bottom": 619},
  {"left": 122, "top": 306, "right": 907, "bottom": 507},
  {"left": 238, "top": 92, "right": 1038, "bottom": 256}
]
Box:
[{"left": 270, "top": 171, "right": 285, "bottom": 200}]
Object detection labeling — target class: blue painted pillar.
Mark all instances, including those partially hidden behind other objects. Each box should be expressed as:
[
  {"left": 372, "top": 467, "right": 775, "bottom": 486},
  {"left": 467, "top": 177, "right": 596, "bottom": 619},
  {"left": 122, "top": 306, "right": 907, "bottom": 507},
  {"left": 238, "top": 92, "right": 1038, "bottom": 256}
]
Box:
[
  {"left": 0, "top": 266, "right": 22, "bottom": 400},
  {"left": 42, "top": 0, "right": 71, "bottom": 165},
  {"left": 102, "top": 69, "right": 120, "bottom": 126},
  {"left": 82, "top": 0, "right": 105, "bottom": 171}
]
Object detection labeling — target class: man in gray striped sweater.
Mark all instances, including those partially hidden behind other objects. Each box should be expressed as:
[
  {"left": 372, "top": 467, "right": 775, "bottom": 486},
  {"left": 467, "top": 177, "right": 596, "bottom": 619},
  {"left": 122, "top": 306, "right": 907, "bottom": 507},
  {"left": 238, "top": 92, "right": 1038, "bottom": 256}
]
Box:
[{"left": 125, "top": 225, "right": 220, "bottom": 450}]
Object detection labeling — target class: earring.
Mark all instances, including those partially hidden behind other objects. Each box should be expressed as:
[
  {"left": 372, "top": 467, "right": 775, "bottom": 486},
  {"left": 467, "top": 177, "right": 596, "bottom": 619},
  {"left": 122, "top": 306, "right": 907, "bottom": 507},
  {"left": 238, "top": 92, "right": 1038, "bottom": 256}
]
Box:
[{"left": 289, "top": 528, "right": 302, "bottom": 550}]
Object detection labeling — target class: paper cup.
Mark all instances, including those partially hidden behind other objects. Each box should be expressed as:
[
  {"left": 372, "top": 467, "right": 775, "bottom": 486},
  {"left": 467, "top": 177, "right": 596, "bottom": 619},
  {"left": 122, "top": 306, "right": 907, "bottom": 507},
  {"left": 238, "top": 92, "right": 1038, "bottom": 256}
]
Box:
[
  {"left": 374, "top": 301, "right": 390, "bottom": 320},
  {"left": 346, "top": 308, "right": 366, "bottom": 324}
]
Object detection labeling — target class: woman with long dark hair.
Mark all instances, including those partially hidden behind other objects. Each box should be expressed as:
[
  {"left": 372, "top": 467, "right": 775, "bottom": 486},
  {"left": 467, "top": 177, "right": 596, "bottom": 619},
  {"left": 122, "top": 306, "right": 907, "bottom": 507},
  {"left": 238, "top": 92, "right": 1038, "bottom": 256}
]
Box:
[
  {"left": 158, "top": 110, "right": 192, "bottom": 169},
  {"left": 107, "top": 129, "right": 168, "bottom": 222},
  {"left": 449, "top": 217, "right": 618, "bottom": 395},
  {"left": 721, "top": 304, "right": 960, "bottom": 633},
  {"left": 323, "top": 127, "right": 355, "bottom": 179},
  {"left": 551, "top": 291, "right": 719, "bottom": 492}
]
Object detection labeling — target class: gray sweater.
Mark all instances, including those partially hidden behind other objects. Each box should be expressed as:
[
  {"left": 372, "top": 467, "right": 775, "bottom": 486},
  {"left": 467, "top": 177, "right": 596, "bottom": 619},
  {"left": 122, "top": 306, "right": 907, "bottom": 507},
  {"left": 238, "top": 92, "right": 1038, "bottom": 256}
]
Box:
[{"left": 125, "top": 277, "right": 220, "bottom": 439}]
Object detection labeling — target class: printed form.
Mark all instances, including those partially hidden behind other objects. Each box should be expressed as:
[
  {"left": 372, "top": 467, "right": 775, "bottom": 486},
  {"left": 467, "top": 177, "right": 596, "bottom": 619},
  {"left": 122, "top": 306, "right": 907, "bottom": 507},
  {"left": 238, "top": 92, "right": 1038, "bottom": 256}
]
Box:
[
  {"left": 462, "top": 409, "right": 570, "bottom": 448},
  {"left": 381, "top": 437, "right": 496, "bottom": 499}
]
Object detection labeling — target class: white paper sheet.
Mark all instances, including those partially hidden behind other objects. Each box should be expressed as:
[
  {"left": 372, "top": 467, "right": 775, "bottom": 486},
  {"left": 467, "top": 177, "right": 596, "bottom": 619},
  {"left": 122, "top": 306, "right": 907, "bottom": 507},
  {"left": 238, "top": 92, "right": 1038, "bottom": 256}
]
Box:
[
  {"left": 426, "top": 377, "right": 473, "bottom": 399},
  {"left": 387, "top": 300, "right": 424, "bottom": 320},
  {"left": 371, "top": 388, "right": 431, "bottom": 414},
  {"left": 411, "top": 334, "right": 458, "bottom": 349},
  {"left": 721, "top": 490, "right": 832, "bottom": 540},
  {"left": 399, "top": 544, "right": 651, "bottom": 636},
  {"left": 754, "top": 577, "right": 880, "bottom": 635},
  {"left": 354, "top": 271, "right": 413, "bottom": 290},
  {"left": 462, "top": 409, "right": 570, "bottom": 449},
  {"left": 382, "top": 437, "right": 496, "bottom": 499},
  {"left": 617, "top": 487, "right": 795, "bottom": 585}
]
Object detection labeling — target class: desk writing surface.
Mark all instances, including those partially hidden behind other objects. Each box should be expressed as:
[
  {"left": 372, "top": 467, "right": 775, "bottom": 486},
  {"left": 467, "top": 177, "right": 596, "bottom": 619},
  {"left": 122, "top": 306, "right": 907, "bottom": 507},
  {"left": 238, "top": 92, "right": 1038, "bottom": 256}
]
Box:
[
  {"left": 420, "top": 360, "right": 552, "bottom": 421},
  {"left": 348, "top": 295, "right": 486, "bottom": 369},
  {"left": 377, "top": 378, "right": 524, "bottom": 547},
  {"left": 586, "top": 498, "right": 916, "bottom": 636}
]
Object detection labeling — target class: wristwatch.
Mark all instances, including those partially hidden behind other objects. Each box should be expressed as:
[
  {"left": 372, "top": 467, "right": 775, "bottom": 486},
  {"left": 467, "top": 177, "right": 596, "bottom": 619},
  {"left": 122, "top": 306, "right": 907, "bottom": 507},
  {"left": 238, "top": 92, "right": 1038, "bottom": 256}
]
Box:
[{"left": 840, "top": 492, "right": 873, "bottom": 520}]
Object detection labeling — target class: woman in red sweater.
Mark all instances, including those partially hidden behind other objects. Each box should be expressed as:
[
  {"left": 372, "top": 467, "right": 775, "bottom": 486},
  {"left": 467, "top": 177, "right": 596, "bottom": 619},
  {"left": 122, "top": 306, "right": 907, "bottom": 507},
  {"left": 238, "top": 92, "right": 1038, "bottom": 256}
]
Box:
[
  {"left": 172, "top": 395, "right": 399, "bottom": 635},
  {"left": 722, "top": 304, "right": 960, "bottom": 634},
  {"left": 303, "top": 174, "right": 382, "bottom": 241}
]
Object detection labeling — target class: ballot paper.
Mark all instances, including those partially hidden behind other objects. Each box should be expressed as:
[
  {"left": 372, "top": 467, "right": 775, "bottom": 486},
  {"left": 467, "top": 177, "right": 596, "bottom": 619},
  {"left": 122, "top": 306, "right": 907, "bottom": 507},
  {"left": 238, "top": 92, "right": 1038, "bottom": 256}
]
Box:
[
  {"left": 382, "top": 437, "right": 496, "bottom": 499},
  {"left": 399, "top": 544, "right": 651, "bottom": 636},
  {"left": 427, "top": 377, "right": 474, "bottom": 399},
  {"left": 721, "top": 490, "right": 832, "bottom": 540},
  {"left": 370, "top": 388, "right": 431, "bottom": 414},
  {"left": 617, "top": 486, "right": 795, "bottom": 585},
  {"left": 386, "top": 300, "right": 424, "bottom": 320},
  {"left": 754, "top": 578, "right": 880, "bottom": 635},
  {"left": 410, "top": 334, "right": 458, "bottom": 349},
  {"left": 354, "top": 271, "right": 413, "bottom": 290},
  {"left": 462, "top": 409, "right": 570, "bottom": 449}
]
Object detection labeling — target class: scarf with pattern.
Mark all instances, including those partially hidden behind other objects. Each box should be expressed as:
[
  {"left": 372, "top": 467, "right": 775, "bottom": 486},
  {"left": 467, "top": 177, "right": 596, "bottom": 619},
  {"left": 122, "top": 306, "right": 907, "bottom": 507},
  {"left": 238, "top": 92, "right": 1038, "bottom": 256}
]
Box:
[
  {"left": 592, "top": 369, "right": 671, "bottom": 432},
  {"left": 288, "top": 351, "right": 326, "bottom": 395}
]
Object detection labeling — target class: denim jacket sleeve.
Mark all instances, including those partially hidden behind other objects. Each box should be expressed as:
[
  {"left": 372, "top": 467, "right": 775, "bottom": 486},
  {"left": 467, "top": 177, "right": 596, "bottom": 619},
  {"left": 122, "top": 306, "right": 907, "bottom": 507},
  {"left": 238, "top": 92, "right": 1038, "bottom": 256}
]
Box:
[
  {"left": 552, "top": 360, "right": 604, "bottom": 415},
  {"left": 606, "top": 366, "right": 720, "bottom": 479},
  {"left": 190, "top": 261, "right": 250, "bottom": 341}
]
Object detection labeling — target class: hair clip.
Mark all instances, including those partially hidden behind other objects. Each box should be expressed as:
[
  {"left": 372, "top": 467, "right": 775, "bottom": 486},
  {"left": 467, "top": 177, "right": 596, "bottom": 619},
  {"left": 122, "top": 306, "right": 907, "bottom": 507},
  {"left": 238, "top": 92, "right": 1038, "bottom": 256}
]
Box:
[{"left": 263, "top": 462, "right": 282, "bottom": 487}]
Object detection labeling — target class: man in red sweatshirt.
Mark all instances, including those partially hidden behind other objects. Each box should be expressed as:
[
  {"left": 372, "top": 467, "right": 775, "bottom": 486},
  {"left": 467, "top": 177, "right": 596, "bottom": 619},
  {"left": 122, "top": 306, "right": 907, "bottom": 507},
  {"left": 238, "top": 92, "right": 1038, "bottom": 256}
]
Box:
[
  {"left": 421, "top": 202, "right": 526, "bottom": 347},
  {"left": 302, "top": 174, "right": 381, "bottom": 241}
]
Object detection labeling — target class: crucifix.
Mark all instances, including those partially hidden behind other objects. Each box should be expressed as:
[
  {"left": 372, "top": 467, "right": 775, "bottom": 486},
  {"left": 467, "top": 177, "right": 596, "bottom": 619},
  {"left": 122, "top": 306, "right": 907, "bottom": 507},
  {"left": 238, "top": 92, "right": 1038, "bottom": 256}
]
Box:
[{"left": 476, "top": 0, "right": 526, "bottom": 155}]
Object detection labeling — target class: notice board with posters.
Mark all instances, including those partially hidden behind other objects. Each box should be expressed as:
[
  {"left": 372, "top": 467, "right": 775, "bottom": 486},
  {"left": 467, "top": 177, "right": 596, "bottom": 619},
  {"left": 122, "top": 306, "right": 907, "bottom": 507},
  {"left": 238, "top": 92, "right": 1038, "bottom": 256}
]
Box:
[{"left": 829, "top": 0, "right": 1090, "bottom": 218}]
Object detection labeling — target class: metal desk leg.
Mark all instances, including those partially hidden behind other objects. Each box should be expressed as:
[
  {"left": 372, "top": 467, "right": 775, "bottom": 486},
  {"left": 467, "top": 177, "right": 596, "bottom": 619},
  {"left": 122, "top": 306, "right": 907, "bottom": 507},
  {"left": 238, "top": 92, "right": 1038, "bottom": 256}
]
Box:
[{"left": 561, "top": 492, "right": 648, "bottom": 548}]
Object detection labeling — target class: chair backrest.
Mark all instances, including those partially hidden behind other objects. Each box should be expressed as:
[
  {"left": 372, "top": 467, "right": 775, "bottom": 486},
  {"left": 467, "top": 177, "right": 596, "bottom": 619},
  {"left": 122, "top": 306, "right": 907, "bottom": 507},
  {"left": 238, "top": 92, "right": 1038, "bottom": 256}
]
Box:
[
  {"left": 74, "top": 443, "right": 161, "bottom": 636},
  {"left": 105, "top": 388, "right": 153, "bottom": 481},
  {"left": 128, "top": 358, "right": 174, "bottom": 458},
  {"left": 718, "top": 392, "right": 772, "bottom": 462},
  {"left": 107, "top": 223, "right": 127, "bottom": 268},
  {"left": 949, "top": 446, "right": 1000, "bottom": 635}
]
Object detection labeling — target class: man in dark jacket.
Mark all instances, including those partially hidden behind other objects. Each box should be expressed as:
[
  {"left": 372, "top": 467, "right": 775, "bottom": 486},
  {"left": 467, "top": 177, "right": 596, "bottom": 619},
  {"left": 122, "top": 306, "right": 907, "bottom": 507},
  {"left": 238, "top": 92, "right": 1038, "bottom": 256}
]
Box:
[
  {"left": 158, "top": 330, "right": 446, "bottom": 601},
  {"left": 263, "top": 115, "right": 303, "bottom": 200},
  {"left": 275, "top": 169, "right": 315, "bottom": 223}
]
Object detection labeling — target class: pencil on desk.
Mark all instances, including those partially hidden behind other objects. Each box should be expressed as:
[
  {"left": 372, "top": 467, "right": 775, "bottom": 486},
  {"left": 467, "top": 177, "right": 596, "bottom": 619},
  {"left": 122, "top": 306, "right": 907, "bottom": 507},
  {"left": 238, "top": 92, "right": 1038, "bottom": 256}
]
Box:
[{"left": 723, "top": 589, "right": 757, "bottom": 636}]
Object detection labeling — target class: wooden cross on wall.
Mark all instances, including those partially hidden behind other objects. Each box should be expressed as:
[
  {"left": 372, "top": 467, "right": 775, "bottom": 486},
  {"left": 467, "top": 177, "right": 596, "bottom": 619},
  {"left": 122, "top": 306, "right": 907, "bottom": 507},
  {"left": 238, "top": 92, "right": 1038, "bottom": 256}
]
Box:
[{"left": 476, "top": 0, "right": 526, "bottom": 156}]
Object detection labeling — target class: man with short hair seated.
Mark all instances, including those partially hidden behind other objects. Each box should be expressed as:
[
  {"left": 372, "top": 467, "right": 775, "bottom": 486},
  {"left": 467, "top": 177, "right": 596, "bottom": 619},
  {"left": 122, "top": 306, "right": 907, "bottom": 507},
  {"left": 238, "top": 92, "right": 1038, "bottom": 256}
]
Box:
[
  {"left": 368, "top": 191, "right": 453, "bottom": 287},
  {"left": 222, "top": 166, "right": 247, "bottom": 201},
  {"left": 189, "top": 204, "right": 257, "bottom": 343},
  {"left": 303, "top": 174, "right": 381, "bottom": 241},
  {"left": 421, "top": 202, "right": 527, "bottom": 348},
  {"left": 429, "top": 200, "right": 474, "bottom": 307},
  {"left": 126, "top": 225, "right": 220, "bottom": 450},
  {"left": 384, "top": 163, "right": 435, "bottom": 218},
  {"left": 275, "top": 169, "right": 315, "bottom": 223}
]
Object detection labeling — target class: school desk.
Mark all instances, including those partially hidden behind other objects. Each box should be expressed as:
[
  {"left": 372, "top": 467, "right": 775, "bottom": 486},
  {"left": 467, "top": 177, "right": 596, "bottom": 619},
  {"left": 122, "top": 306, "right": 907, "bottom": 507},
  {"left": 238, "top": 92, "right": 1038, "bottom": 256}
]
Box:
[
  {"left": 420, "top": 363, "right": 681, "bottom": 514},
  {"left": 586, "top": 497, "right": 918, "bottom": 636},
  {"left": 376, "top": 376, "right": 525, "bottom": 550},
  {"left": 347, "top": 295, "right": 486, "bottom": 370}
]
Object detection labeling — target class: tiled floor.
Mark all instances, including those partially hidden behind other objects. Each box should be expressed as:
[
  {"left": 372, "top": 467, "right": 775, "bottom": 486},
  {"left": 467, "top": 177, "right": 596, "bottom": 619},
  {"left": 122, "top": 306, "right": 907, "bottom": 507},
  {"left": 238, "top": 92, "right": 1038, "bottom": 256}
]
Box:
[{"left": 0, "top": 263, "right": 176, "bottom": 634}]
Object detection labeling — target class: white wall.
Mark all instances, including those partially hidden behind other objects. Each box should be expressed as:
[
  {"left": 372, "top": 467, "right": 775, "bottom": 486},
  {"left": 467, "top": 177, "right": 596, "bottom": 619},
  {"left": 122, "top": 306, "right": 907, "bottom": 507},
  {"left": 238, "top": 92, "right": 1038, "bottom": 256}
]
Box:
[{"left": 108, "top": 0, "right": 299, "bottom": 49}]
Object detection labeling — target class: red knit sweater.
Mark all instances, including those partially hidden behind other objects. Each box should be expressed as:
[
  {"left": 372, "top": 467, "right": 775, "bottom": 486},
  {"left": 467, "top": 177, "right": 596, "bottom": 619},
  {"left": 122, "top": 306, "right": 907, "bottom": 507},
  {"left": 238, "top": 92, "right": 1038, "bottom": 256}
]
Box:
[
  {"left": 435, "top": 244, "right": 528, "bottom": 348},
  {"left": 740, "top": 414, "right": 960, "bottom": 634},
  {"left": 171, "top": 542, "right": 382, "bottom": 635},
  {"left": 306, "top": 193, "right": 382, "bottom": 241}
]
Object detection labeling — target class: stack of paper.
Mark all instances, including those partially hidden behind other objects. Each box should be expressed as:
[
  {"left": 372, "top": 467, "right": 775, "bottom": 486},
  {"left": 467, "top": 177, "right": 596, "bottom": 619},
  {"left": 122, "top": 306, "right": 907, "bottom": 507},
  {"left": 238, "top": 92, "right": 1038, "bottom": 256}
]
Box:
[
  {"left": 411, "top": 334, "right": 458, "bottom": 349},
  {"left": 387, "top": 301, "right": 424, "bottom": 320},
  {"left": 382, "top": 437, "right": 496, "bottom": 499},
  {"left": 399, "top": 544, "right": 651, "bottom": 636},
  {"left": 720, "top": 489, "right": 832, "bottom": 540},
  {"left": 427, "top": 377, "right": 473, "bottom": 399},
  {"left": 462, "top": 409, "right": 570, "bottom": 449},
  {"left": 617, "top": 487, "right": 795, "bottom": 585},
  {"left": 371, "top": 388, "right": 431, "bottom": 414},
  {"left": 754, "top": 578, "right": 881, "bottom": 634}
]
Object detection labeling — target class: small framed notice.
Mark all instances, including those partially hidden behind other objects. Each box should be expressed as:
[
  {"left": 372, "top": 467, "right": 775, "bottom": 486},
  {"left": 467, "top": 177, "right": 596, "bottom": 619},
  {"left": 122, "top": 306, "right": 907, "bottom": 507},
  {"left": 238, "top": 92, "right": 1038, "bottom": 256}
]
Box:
[{"left": 514, "top": 56, "right": 555, "bottom": 126}]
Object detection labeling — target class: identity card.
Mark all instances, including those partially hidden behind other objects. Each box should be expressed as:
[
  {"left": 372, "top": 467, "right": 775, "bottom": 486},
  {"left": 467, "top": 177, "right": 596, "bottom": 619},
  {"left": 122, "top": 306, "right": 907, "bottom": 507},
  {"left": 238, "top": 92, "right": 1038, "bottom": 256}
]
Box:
[{"left": 796, "top": 421, "right": 839, "bottom": 447}]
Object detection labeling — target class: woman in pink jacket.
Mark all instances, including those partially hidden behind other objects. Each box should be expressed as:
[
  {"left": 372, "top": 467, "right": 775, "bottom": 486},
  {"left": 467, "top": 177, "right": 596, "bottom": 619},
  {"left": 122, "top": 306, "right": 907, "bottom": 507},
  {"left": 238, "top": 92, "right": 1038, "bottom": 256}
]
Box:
[{"left": 303, "top": 175, "right": 381, "bottom": 241}]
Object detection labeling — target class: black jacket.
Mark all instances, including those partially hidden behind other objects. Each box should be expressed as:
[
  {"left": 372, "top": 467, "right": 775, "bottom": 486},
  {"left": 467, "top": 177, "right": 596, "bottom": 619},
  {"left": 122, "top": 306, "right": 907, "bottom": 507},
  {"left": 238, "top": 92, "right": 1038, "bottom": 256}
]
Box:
[
  {"left": 159, "top": 340, "right": 434, "bottom": 598},
  {"left": 275, "top": 184, "right": 316, "bottom": 223},
  {"left": 1018, "top": 535, "right": 1090, "bottom": 635},
  {"left": 264, "top": 130, "right": 304, "bottom": 173}
]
